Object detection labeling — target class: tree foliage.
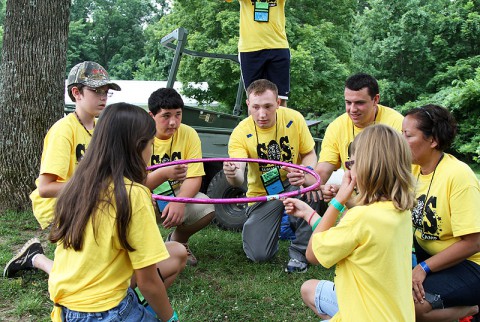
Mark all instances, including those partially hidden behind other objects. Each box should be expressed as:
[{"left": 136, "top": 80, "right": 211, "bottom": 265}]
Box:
[
  {"left": 140, "top": 0, "right": 356, "bottom": 116},
  {"left": 66, "top": 0, "right": 168, "bottom": 79}
]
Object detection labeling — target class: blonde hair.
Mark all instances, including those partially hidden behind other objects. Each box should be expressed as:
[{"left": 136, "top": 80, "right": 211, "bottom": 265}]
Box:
[{"left": 351, "top": 124, "right": 416, "bottom": 211}]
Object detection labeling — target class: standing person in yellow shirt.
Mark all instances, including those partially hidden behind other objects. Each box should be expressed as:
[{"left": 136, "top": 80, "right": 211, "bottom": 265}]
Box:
[{"left": 226, "top": 0, "right": 290, "bottom": 107}]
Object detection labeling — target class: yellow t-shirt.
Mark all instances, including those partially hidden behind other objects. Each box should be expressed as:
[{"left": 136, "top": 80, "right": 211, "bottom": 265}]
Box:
[
  {"left": 148, "top": 123, "right": 205, "bottom": 190},
  {"left": 312, "top": 202, "right": 415, "bottom": 322},
  {"left": 228, "top": 107, "right": 314, "bottom": 197},
  {"left": 412, "top": 153, "right": 480, "bottom": 265},
  {"left": 238, "top": 0, "right": 288, "bottom": 52},
  {"left": 30, "top": 113, "right": 94, "bottom": 229},
  {"left": 49, "top": 180, "right": 169, "bottom": 320},
  {"left": 319, "top": 105, "right": 404, "bottom": 170}
]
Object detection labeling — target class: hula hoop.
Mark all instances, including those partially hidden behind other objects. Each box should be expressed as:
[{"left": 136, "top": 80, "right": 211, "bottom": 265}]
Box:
[{"left": 147, "top": 158, "right": 321, "bottom": 204}]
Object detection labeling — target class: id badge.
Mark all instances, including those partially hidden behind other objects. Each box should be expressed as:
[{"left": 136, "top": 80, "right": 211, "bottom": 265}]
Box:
[
  {"left": 261, "top": 167, "right": 285, "bottom": 195},
  {"left": 254, "top": 1, "right": 269, "bottom": 22},
  {"left": 153, "top": 180, "right": 175, "bottom": 212}
]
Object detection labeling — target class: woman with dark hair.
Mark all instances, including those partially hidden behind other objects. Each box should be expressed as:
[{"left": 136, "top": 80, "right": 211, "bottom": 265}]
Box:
[
  {"left": 48, "top": 103, "right": 181, "bottom": 322},
  {"left": 403, "top": 104, "right": 480, "bottom": 322}
]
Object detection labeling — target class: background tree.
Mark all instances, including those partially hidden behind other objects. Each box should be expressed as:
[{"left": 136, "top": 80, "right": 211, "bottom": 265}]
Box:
[
  {"left": 0, "top": 0, "right": 5, "bottom": 54},
  {"left": 0, "top": 0, "right": 70, "bottom": 212},
  {"left": 67, "top": 0, "right": 167, "bottom": 79}
]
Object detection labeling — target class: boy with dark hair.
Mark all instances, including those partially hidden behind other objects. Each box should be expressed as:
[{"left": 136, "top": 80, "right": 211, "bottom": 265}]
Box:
[{"left": 145, "top": 88, "right": 215, "bottom": 266}]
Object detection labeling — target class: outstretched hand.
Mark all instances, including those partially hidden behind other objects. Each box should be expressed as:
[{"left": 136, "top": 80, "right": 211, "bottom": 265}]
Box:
[{"left": 283, "top": 198, "right": 313, "bottom": 220}]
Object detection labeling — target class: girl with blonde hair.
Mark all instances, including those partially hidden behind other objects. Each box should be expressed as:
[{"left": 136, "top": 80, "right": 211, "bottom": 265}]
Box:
[{"left": 283, "top": 124, "right": 416, "bottom": 321}]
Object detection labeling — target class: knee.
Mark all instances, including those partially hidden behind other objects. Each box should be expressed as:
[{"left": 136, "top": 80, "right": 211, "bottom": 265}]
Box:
[
  {"left": 301, "top": 279, "right": 318, "bottom": 304},
  {"left": 244, "top": 248, "right": 272, "bottom": 262},
  {"left": 167, "top": 241, "right": 188, "bottom": 268}
]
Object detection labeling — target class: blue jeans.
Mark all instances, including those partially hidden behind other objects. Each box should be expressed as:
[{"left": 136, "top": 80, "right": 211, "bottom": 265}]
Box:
[{"left": 61, "top": 288, "right": 160, "bottom": 321}]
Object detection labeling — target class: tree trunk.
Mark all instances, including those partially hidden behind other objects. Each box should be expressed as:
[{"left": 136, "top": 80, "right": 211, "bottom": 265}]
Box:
[{"left": 0, "top": 0, "right": 70, "bottom": 213}]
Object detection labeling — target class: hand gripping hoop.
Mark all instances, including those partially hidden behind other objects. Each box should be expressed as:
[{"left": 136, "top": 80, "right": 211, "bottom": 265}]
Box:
[{"left": 147, "top": 158, "right": 322, "bottom": 204}]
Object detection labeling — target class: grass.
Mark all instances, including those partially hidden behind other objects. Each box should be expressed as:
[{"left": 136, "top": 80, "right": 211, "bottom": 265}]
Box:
[{"left": 0, "top": 210, "right": 334, "bottom": 321}]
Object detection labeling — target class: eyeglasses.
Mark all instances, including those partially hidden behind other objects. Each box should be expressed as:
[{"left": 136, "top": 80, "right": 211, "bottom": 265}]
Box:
[
  {"left": 87, "top": 87, "right": 113, "bottom": 97},
  {"left": 345, "top": 160, "right": 354, "bottom": 170}
]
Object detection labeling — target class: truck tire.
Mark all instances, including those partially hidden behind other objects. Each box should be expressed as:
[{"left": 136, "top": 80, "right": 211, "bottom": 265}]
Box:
[{"left": 207, "top": 170, "right": 247, "bottom": 231}]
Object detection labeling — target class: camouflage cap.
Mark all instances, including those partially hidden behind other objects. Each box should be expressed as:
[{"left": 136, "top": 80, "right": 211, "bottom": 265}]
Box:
[{"left": 67, "top": 61, "right": 121, "bottom": 91}]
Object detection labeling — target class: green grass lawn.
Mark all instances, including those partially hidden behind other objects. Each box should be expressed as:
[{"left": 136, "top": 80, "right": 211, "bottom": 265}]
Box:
[{"left": 0, "top": 210, "right": 334, "bottom": 321}]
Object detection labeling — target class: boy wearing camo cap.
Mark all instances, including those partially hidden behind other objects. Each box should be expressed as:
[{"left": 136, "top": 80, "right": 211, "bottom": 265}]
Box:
[{"left": 3, "top": 61, "right": 121, "bottom": 278}]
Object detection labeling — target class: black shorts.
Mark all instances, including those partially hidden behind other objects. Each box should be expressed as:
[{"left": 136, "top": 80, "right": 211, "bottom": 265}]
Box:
[
  {"left": 414, "top": 238, "right": 480, "bottom": 308},
  {"left": 239, "top": 48, "right": 290, "bottom": 100}
]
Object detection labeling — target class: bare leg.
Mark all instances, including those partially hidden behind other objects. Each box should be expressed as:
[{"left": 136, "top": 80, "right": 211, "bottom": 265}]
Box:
[
  {"left": 158, "top": 242, "right": 187, "bottom": 289},
  {"left": 416, "top": 301, "right": 479, "bottom": 322},
  {"left": 301, "top": 279, "right": 333, "bottom": 320},
  {"left": 130, "top": 241, "right": 187, "bottom": 290},
  {"left": 171, "top": 212, "right": 215, "bottom": 243},
  {"left": 280, "top": 99, "right": 287, "bottom": 107},
  {"left": 32, "top": 254, "right": 53, "bottom": 275}
]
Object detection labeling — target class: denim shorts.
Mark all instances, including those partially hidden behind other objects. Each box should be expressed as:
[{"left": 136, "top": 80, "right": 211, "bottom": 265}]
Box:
[
  {"left": 315, "top": 280, "right": 339, "bottom": 319},
  {"left": 61, "top": 288, "right": 160, "bottom": 321}
]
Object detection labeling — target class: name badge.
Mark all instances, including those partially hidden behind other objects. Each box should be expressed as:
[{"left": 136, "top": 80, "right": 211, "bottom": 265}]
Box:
[
  {"left": 254, "top": 1, "right": 269, "bottom": 22},
  {"left": 153, "top": 180, "right": 175, "bottom": 212},
  {"left": 261, "top": 167, "right": 285, "bottom": 195}
]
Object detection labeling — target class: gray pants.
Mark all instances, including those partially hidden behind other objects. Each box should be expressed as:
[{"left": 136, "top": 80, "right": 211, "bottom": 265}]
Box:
[{"left": 242, "top": 186, "right": 325, "bottom": 263}]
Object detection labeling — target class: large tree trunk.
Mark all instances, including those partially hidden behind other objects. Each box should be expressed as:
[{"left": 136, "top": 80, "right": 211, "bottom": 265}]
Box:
[{"left": 0, "top": 0, "right": 70, "bottom": 213}]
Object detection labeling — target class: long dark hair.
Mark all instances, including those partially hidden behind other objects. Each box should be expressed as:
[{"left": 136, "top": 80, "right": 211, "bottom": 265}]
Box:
[{"left": 49, "top": 103, "right": 156, "bottom": 251}]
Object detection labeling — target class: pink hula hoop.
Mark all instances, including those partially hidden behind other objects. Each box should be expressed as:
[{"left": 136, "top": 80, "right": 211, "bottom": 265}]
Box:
[{"left": 147, "top": 158, "right": 321, "bottom": 204}]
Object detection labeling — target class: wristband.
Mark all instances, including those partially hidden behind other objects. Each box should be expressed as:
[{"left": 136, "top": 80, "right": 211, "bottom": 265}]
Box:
[
  {"left": 166, "top": 310, "right": 179, "bottom": 322},
  {"left": 311, "top": 217, "right": 321, "bottom": 231},
  {"left": 329, "top": 198, "right": 346, "bottom": 213},
  {"left": 307, "top": 210, "right": 316, "bottom": 225},
  {"left": 419, "top": 261, "right": 431, "bottom": 274},
  {"left": 305, "top": 166, "right": 314, "bottom": 171}
]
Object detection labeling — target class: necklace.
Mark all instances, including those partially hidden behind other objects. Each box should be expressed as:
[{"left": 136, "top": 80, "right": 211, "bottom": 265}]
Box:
[
  {"left": 74, "top": 111, "right": 94, "bottom": 137},
  {"left": 416, "top": 153, "right": 445, "bottom": 217}
]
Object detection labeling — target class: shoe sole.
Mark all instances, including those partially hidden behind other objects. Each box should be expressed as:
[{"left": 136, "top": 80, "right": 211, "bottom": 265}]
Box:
[
  {"left": 3, "top": 237, "right": 41, "bottom": 278},
  {"left": 284, "top": 267, "right": 308, "bottom": 273}
]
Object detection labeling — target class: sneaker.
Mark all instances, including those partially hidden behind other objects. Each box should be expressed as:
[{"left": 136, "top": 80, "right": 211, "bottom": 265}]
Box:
[
  {"left": 3, "top": 238, "right": 44, "bottom": 278},
  {"left": 285, "top": 258, "right": 308, "bottom": 273},
  {"left": 166, "top": 232, "right": 198, "bottom": 266}
]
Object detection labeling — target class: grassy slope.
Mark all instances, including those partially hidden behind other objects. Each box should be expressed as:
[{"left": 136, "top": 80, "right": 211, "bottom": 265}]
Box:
[{"left": 0, "top": 211, "right": 334, "bottom": 322}]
